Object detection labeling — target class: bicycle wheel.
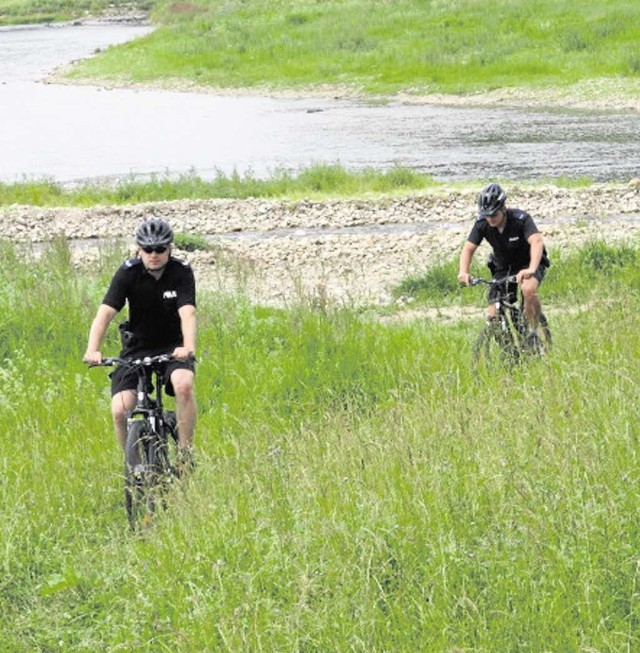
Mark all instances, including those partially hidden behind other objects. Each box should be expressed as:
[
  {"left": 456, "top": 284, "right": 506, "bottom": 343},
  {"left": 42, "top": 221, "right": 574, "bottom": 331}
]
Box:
[
  {"left": 539, "top": 313, "right": 552, "bottom": 351},
  {"left": 523, "top": 314, "right": 552, "bottom": 357},
  {"left": 473, "top": 322, "right": 519, "bottom": 375},
  {"left": 124, "top": 421, "right": 162, "bottom": 530}
]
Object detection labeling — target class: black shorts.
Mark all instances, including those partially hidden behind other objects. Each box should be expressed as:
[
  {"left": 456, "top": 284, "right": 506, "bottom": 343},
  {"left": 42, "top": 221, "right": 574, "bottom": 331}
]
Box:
[
  {"left": 488, "top": 266, "right": 546, "bottom": 303},
  {"left": 110, "top": 355, "right": 196, "bottom": 397}
]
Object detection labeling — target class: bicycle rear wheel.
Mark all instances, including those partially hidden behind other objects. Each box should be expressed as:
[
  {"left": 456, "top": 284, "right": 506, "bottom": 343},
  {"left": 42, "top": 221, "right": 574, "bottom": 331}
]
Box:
[
  {"left": 473, "top": 322, "right": 519, "bottom": 375},
  {"left": 124, "top": 421, "right": 164, "bottom": 530}
]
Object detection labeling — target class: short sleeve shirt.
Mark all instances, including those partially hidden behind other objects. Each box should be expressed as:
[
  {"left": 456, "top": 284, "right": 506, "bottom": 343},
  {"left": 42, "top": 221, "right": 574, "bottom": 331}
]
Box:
[
  {"left": 467, "top": 208, "right": 540, "bottom": 272},
  {"left": 102, "top": 256, "right": 196, "bottom": 354}
]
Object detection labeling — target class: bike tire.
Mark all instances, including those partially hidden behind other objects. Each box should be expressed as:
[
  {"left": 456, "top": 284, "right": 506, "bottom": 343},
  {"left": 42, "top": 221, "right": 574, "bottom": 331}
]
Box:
[
  {"left": 473, "top": 322, "right": 519, "bottom": 375},
  {"left": 539, "top": 313, "right": 552, "bottom": 351},
  {"left": 523, "top": 314, "right": 552, "bottom": 358},
  {"left": 124, "top": 421, "right": 164, "bottom": 530}
]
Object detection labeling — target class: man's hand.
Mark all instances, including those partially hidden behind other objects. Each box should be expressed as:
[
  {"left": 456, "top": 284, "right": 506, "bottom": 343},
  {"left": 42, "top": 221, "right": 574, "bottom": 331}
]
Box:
[
  {"left": 172, "top": 346, "right": 194, "bottom": 361},
  {"left": 458, "top": 272, "right": 472, "bottom": 286},
  {"left": 83, "top": 350, "right": 103, "bottom": 365},
  {"left": 516, "top": 268, "right": 535, "bottom": 284}
]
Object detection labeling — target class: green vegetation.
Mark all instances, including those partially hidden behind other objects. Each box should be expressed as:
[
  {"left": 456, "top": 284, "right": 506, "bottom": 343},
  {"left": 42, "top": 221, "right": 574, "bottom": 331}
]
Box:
[
  {"left": 393, "top": 239, "right": 640, "bottom": 305},
  {"left": 0, "top": 166, "right": 607, "bottom": 207},
  {"left": 0, "top": 0, "right": 150, "bottom": 25},
  {"left": 0, "top": 165, "right": 437, "bottom": 206},
  {"left": 56, "top": 0, "right": 640, "bottom": 96},
  {"left": 3, "top": 238, "right": 640, "bottom": 650},
  {"left": 173, "top": 231, "right": 211, "bottom": 252}
]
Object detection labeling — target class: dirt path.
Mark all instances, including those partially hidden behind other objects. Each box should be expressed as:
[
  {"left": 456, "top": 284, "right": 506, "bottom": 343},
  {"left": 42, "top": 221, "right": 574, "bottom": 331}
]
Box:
[{"left": 4, "top": 182, "right": 639, "bottom": 307}]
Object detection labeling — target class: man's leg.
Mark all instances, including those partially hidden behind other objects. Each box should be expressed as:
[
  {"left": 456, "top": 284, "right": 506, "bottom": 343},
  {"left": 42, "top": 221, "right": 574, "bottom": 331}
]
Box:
[
  {"left": 170, "top": 368, "right": 196, "bottom": 449},
  {"left": 521, "top": 277, "right": 542, "bottom": 328},
  {"left": 111, "top": 390, "right": 136, "bottom": 450}
]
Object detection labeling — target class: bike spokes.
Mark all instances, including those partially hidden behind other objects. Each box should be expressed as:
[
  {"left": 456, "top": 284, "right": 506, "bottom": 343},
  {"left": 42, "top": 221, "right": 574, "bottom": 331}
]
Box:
[
  {"left": 473, "top": 323, "right": 519, "bottom": 375},
  {"left": 124, "top": 426, "right": 174, "bottom": 531}
]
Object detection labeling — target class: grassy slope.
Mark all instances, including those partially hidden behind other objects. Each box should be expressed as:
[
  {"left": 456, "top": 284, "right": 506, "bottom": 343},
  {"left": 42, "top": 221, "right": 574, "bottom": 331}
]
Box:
[
  {"left": 59, "top": 0, "right": 640, "bottom": 96},
  {"left": 2, "top": 240, "right": 640, "bottom": 650}
]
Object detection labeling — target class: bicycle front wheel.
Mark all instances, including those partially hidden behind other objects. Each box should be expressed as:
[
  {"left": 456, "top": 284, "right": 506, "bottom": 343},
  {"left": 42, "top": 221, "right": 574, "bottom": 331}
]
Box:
[
  {"left": 124, "top": 421, "right": 163, "bottom": 530},
  {"left": 523, "top": 314, "right": 553, "bottom": 357},
  {"left": 473, "top": 322, "right": 519, "bottom": 375}
]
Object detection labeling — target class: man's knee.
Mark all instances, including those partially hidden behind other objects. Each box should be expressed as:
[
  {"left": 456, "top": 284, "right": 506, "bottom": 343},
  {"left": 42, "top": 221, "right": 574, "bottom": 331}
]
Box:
[
  {"left": 171, "top": 370, "right": 195, "bottom": 401},
  {"left": 111, "top": 391, "right": 134, "bottom": 420},
  {"left": 521, "top": 279, "right": 539, "bottom": 299}
]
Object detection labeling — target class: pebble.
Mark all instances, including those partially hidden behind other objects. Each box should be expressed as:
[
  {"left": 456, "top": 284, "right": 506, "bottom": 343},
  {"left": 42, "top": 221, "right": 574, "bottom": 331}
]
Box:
[{"left": 3, "top": 185, "right": 638, "bottom": 307}]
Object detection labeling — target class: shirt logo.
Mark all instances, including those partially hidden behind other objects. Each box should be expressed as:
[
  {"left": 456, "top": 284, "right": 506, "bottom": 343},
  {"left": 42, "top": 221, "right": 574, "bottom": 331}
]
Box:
[
  {"left": 509, "top": 237, "right": 520, "bottom": 242},
  {"left": 163, "top": 290, "right": 177, "bottom": 299}
]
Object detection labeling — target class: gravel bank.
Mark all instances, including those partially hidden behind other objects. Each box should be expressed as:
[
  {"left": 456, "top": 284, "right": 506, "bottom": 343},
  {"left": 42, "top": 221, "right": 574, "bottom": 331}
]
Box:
[{"left": 4, "top": 182, "right": 639, "bottom": 306}]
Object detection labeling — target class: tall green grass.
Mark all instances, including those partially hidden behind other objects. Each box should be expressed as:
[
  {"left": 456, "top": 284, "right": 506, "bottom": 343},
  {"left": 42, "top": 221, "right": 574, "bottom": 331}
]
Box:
[
  {"left": 2, "top": 239, "right": 640, "bottom": 650},
  {"left": 0, "top": 165, "right": 435, "bottom": 207},
  {"left": 394, "top": 239, "right": 640, "bottom": 306},
  {"left": 59, "top": 0, "right": 640, "bottom": 96}
]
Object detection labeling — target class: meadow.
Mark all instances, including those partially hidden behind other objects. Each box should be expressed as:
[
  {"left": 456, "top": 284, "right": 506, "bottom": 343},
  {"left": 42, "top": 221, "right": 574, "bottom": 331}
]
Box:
[
  {"left": 2, "top": 237, "right": 640, "bottom": 651},
  {"left": 69, "top": 0, "right": 640, "bottom": 98},
  {"left": 2, "top": 0, "right": 640, "bottom": 100},
  {"left": 2, "top": 1, "right": 640, "bottom": 649}
]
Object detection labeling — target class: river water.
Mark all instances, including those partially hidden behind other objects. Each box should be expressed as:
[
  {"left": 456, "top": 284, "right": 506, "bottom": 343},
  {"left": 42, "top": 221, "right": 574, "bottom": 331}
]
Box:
[{"left": 1, "top": 22, "right": 639, "bottom": 185}]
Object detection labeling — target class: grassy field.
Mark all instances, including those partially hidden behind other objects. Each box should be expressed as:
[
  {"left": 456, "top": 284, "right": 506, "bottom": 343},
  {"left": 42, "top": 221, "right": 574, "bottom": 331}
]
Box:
[
  {"left": 60, "top": 0, "right": 640, "bottom": 97},
  {"left": 2, "top": 0, "right": 639, "bottom": 97},
  {"left": 2, "top": 238, "right": 640, "bottom": 650},
  {"left": 3, "top": 1, "right": 639, "bottom": 649}
]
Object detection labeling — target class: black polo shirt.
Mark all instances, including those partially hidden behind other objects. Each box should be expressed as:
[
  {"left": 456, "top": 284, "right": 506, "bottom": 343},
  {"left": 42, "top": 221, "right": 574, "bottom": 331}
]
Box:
[
  {"left": 103, "top": 256, "right": 196, "bottom": 355},
  {"left": 467, "top": 208, "right": 542, "bottom": 273}
]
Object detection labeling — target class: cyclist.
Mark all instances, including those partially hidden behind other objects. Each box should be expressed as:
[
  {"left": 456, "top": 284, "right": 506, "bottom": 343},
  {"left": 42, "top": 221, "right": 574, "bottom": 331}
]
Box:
[
  {"left": 83, "top": 218, "right": 197, "bottom": 471},
  {"left": 457, "top": 183, "right": 550, "bottom": 335}
]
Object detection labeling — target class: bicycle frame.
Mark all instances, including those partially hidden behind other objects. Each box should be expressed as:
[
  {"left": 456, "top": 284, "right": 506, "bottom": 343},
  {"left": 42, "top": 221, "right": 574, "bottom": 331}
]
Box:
[
  {"left": 471, "top": 274, "right": 526, "bottom": 342},
  {"left": 468, "top": 275, "right": 551, "bottom": 371},
  {"left": 127, "top": 356, "right": 171, "bottom": 436}
]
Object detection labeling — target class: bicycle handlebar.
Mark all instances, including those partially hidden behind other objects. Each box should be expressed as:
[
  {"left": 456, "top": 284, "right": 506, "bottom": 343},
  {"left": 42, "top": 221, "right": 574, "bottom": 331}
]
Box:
[
  {"left": 88, "top": 353, "right": 179, "bottom": 368},
  {"left": 468, "top": 275, "right": 518, "bottom": 287}
]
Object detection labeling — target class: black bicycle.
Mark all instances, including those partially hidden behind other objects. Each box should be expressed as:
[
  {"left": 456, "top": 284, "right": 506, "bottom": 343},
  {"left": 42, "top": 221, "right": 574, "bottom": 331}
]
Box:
[
  {"left": 469, "top": 275, "right": 552, "bottom": 372},
  {"left": 92, "top": 354, "right": 179, "bottom": 530}
]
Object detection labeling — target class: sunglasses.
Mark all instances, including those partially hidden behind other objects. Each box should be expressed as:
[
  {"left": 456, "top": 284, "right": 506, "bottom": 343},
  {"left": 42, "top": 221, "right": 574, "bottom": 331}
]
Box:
[{"left": 142, "top": 245, "right": 168, "bottom": 254}]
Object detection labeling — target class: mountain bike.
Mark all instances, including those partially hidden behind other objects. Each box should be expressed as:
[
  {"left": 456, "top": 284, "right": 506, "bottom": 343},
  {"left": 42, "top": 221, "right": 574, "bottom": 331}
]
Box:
[
  {"left": 468, "top": 275, "right": 552, "bottom": 373},
  {"left": 91, "top": 354, "right": 179, "bottom": 530}
]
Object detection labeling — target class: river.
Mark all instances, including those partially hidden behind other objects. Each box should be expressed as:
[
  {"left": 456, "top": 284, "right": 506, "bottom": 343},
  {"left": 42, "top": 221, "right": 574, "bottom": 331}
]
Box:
[{"left": 1, "top": 22, "right": 639, "bottom": 185}]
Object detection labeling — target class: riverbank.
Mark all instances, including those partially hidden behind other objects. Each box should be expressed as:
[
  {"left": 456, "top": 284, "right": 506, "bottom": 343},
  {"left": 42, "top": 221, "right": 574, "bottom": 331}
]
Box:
[
  {"left": 47, "top": 66, "right": 640, "bottom": 113},
  {"left": 4, "top": 183, "right": 639, "bottom": 307}
]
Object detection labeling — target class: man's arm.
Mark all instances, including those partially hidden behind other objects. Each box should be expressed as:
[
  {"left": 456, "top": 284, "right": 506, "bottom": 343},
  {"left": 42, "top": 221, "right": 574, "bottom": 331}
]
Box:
[
  {"left": 83, "top": 304, "right": 118, "bottom": 364},
  {"left": 174, "top": 304, "right": 197, "bottom": 360},
  {"left": 517, "top": 233, "right": 544, "bottom": 282},
  {"left": 458, "top": 241, "right": 479, "bottom": 285}
]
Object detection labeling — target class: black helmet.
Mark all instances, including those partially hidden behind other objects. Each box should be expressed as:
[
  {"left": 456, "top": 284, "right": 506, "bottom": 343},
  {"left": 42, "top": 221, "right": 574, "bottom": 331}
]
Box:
[
  {"left": 135, "top": 218, "right": 173, "bottom": 247},
  {"left": 477, "top": 183, "right": 506, "bottom": 218}
]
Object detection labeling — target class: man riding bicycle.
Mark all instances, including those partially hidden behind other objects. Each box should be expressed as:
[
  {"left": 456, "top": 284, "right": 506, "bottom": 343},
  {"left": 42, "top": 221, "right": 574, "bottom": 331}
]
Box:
[
  {"left": 457, "top": 183, "right": 550, "bottom": 335},
  {"left": 83, "top": 218, "right": 197, "bottom": 472}
]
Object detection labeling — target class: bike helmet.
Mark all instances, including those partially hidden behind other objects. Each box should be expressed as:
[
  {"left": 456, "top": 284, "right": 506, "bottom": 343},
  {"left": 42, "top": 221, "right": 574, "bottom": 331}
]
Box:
[
  {"left": 477, "top": 183, "right": 507, "bottom": 218},
  {"left": 135, "top": 218, "right": 174, "bottom": 248}
]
